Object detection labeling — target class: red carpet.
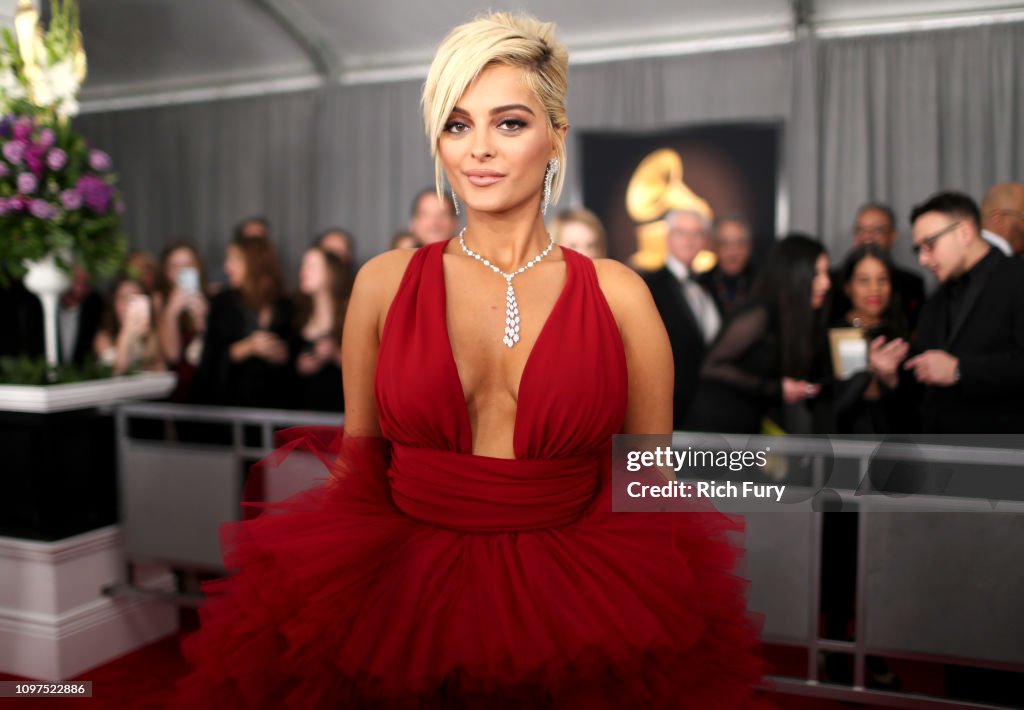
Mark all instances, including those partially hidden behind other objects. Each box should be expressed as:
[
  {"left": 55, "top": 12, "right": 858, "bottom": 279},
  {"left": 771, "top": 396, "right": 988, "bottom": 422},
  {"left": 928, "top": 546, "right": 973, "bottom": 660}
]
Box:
[{"left": 0, "top": 612, "right": 921, "bottom": 709}]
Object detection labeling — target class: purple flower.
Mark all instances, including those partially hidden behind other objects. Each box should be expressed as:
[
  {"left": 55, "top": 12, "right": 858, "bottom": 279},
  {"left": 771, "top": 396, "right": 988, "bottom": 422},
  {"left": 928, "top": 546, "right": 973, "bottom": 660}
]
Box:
[
  {"left": 46, "top": 148, "right": 67, "bottom": 171},
  {"left": 12, "top": 117, "right": 33, "bottom": 141},
  {"left": 75, "top": 174, "right": 113, "bottom": 214},
  {"left": 7, "top": 195, "right": 27, "bottom": 211},
  {"left": 59, "top": 188, "right": 82, "bottom": 210},
  {"left": 3, "top": 140, "right": 25, "bottom": 164},
  {"left": 17, "top": 172, "right": 37, "bottom": 194},
  {"left": 0, "top": 117, "right": 11, "bottom": 139},
  {"left": 38, "top": 128, "right": 56, "bottom": 149},
  {"left": 29, "top": 198, "right": 58, "bottom": 220},
  {"left": 88, "top": 149, "right": 112, "bottom": 172},
  {"left": 24, "top": 145, "right": 45, "bottom": 176},
  {"left": 0, "top": 162, "right": 8, "bottom": 178}
]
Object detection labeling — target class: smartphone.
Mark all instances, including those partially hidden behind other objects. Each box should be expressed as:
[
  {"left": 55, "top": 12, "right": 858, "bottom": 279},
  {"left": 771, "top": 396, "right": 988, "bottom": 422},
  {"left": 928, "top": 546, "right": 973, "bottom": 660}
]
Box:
[{"left": 177, "top": 267, "right": 199, "bottom": 294}]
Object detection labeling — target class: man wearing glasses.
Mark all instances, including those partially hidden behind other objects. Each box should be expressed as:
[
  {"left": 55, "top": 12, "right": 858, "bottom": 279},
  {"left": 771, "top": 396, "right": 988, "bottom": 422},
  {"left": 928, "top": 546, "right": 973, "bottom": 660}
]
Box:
[
  {"left": 834, "top": 203, "right": 926, "bottom": 328},
  {"left": 980, "top": 182, "right": 1024, "bottom": 257},
  {"left": 873, "top": 191, "right": 1024, "bottom": 434}
]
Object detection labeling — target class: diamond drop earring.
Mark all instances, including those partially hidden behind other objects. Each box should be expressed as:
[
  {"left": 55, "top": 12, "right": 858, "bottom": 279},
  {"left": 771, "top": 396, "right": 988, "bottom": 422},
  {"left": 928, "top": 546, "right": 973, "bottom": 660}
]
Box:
[
  {"left": 451, "top": 189, "right": 460, "bottom": 216},
  {"left": 541, "top": 158, "right": 559, "bottom": 216}
]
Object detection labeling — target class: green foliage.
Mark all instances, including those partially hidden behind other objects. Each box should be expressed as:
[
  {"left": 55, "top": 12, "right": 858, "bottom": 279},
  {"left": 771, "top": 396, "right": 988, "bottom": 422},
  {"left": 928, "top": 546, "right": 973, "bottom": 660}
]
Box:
[{"left": 0, "top": 355, "right": 116, "bottom": 385}]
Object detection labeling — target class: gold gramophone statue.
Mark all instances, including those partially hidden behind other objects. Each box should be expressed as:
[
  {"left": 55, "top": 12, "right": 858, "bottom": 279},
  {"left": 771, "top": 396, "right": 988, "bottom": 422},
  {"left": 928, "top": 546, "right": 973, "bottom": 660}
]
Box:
[{"left": 625, "top": 148, "right": 716, "bottom": 272}]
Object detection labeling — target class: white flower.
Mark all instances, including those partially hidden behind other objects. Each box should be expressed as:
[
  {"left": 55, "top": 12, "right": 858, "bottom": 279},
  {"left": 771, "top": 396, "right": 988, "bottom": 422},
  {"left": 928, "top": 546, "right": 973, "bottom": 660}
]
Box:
[
  {"left": 32, "top": 74, "right": 56, "bottom": 107},
  {"left": 48, "top": 57, "right": 79, "bottom": 102},
  {"left": 56, "top": 94, "right": 79, "bottom": 119},
  {"left": 0, "top": 67, "right": 25, "bottom": 101}
]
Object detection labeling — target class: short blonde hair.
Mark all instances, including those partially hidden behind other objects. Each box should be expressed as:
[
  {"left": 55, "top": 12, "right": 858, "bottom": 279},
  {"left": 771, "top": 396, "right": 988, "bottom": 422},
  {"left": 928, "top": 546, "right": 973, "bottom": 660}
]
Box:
[
  {"left": 551, "top": 208, "right": 607, "bottom": 257},
  {"left": 422, "top": 12, "right": 569, "bottom": 206}
]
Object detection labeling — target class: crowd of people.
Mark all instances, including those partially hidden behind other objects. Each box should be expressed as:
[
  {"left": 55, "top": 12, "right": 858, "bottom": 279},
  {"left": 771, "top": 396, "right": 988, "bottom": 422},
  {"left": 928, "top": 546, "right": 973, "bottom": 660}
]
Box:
[
  {"left": 2, "top": 179, "right": 1022, "bottom": 432},
  {"left": 648, "top": 184, "right": 1024, "bottom": 437}
]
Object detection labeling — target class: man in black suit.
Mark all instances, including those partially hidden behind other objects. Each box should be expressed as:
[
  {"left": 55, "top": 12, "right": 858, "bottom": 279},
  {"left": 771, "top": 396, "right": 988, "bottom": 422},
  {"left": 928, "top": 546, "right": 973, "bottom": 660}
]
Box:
[
  {"left": 643, "top": 209, "right": 721, "bottom": 429},
  {"left": 895, "top": 192, "right": 1024, "bottom": 434},
  {"left": 832, "top": 203, "right": 926, "bottom": 329},
  {"left": 56, "top": 265, "right": 104, "bottom": 366}
]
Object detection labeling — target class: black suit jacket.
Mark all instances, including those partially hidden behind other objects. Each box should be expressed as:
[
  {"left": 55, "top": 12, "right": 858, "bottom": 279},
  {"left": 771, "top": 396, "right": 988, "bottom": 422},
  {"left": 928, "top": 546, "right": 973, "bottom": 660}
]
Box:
[
  {"left": 642, "top": 267, "right": 711, "bottom": 429},
  {"left": 66, "top": 291, "right": 104, "bottom": 365},
  {"left": 914, "top": 250, "right": 1024, "bottom": 434}
]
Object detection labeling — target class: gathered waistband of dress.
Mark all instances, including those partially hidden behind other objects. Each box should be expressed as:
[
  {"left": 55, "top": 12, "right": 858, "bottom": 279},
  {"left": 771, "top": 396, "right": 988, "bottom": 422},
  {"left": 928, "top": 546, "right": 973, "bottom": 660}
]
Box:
[{"left": 386, "top": 444, "right": 607, "bottom": 533}]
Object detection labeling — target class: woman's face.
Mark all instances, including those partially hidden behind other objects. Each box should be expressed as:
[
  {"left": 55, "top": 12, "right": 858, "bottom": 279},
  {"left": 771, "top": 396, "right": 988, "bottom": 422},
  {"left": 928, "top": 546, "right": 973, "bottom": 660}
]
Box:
[
  {"left": 557, "top": 221, "right": 601, "bottom": 259},
  {"left": 299, "top": 249, "right": 328, "bottom": 295},
  {"left": 438, "top": 63, "right": 564, "bottom": 218},
  {"left": 845, "top": 255, "right": 891, "bottom": 319},
  {"left": 166, "top": 247, "right": 198, "bottom": 286},
  {"left": 224, "top": 245, "right": 246, "bottom": 289},
  {"left": 810, "top": 253, "right": 831, "bottom": 310},
  {"left": 113, "top": 280, "right": 143, "bottom": 323}
]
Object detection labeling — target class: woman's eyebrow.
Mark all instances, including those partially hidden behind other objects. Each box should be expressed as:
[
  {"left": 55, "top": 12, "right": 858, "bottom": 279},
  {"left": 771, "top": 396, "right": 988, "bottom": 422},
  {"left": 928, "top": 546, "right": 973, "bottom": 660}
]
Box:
[{"left": 450, "top": 104, "right": 536, "bottom": 116}]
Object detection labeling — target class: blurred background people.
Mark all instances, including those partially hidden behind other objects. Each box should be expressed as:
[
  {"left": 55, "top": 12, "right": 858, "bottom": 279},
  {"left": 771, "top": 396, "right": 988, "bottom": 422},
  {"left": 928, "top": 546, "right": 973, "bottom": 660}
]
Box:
[
  {"left": 832, "top": 203, "right": 925, "bottom": 329},
  {"left": 872, "top": 192, "right": 1024, "bottom": 434},
  {"left": 699, "top": 214, "right": 754, "bottom": 316},
  {"left": 317, "top": 227, "right": 356, "bottom": 263},
  {"left": 58, "top": 264, "right": 105, "bottom": 366},
  {"left": 125, "top": 250, "right": 159, "bottom": 293},
  {"left": 550, "top": 207, "right": 607, "bottom": 259},
  {"left": 93, "top": 276, "right": 164, "bottom": 375},
  {"left": 980, "top": 182, "right": 1024, "bottom": 256},
  {"left": 290, "top": 246, "right": 347, "bottom": 412},
  {"left": 195, "top": 236, "right": 292, "bottom": 408},
  {"left": 409, "top": 188, "right": 458, "bottom": 244},
  {"left": 391, "top": 230, "right": 421, "bottom": 249},
  {"left": 831, "top": 245, "right": 916, "bottom": 434},
  {"left": 643, "top": 209, "right": 721, "bottom": 429},
  {"left": 685, "top": 234, "right": 831, "bottom": 434},
  {"left": 234, "top": 215, "right": 270, "bottom": 241},
  {"left": 155, "top": 242, "right": 209, "bottom": 403}
]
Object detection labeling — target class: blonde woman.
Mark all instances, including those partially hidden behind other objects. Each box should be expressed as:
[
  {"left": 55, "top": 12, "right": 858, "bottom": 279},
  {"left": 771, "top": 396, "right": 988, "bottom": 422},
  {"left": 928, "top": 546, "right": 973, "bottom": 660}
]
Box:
[
  {"left": 551, "top": 206, "right": 608, "bottom": 259},
  {"left": 177, "top": 13, "right": 765, "bottom": 707}
]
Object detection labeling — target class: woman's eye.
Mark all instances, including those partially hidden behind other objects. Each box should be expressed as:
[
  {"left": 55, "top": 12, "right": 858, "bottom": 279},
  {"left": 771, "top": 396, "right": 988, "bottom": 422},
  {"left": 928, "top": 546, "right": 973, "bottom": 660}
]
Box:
[
  {"left": 498, "top": 118, "right": 527, "bottom": 131},
  {"left": 444, "top": 121, "right": 469, "bottom": 134}
]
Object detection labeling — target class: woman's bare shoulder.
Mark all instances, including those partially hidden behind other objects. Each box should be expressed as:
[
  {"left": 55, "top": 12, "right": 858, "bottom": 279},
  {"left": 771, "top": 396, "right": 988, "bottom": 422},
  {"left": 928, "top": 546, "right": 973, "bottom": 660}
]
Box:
[
  {"left": 591, "top": 258, "right": 653, "bottom": 320},
  {"left": 350, "top": 248, "right": 419, "bottom": 318}
]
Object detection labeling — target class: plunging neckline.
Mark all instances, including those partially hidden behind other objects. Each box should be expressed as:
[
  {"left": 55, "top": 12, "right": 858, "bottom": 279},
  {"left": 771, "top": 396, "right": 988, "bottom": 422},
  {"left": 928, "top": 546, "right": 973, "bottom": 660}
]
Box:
[{"left": 439, "top": 240, "right": 573, "bottom": 458}]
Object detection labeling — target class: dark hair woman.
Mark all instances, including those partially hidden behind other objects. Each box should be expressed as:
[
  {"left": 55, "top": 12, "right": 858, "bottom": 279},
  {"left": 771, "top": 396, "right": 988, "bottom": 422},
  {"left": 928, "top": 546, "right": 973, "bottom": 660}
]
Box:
[
  {"left": 831, "top": 245, "right": 917, "bottom": 434},
  {"left": 290, "top": 246, "right": 349, "bottom": 411},
  {"left": 154, "top": 241, "right": 209, "bottom": 402},
  {"left": 194, "top": 236, "right": 292, "bottom": 408},
  {"left": 685, "top": 233, "right": 832, "bottom": 434}
]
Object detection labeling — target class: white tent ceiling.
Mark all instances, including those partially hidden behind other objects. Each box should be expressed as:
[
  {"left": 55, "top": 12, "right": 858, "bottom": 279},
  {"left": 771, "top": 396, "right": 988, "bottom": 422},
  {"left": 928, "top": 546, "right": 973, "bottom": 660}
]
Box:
[{"left": 73, "top": 0, "right": 1024, "bottom": 108}]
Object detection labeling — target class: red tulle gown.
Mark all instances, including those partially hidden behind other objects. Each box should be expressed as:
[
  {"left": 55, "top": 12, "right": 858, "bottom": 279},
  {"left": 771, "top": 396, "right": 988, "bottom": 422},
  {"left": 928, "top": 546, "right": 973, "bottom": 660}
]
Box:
[{"left": 174, "top": 242, "right": 768, "bottom": 708}]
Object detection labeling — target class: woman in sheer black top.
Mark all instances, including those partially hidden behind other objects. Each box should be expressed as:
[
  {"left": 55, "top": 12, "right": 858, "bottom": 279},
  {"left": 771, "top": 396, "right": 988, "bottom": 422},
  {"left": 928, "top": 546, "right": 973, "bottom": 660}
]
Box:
[{"left": 684, "top": 235, "right": 832, "bottom": 434}]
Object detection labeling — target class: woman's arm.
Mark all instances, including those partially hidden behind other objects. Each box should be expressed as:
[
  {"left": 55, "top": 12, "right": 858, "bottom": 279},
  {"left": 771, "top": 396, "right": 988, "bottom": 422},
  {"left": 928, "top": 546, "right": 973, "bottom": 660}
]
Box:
[
  {"left": 341, "top": 249, "right": 416, "bottom": 437},
  {"left": 594, "top": 259, "right": 674, "bottom": 435}
]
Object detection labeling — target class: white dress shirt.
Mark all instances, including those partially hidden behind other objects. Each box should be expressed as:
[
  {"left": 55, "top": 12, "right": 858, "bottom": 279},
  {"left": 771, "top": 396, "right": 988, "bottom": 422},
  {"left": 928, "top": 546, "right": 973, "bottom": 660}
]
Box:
[
  {"left": 664, "top": 254, "right": 721, "bottom": 344},
  {"left": 982, "top": 228, "right": 1013, "bottom": 256}
]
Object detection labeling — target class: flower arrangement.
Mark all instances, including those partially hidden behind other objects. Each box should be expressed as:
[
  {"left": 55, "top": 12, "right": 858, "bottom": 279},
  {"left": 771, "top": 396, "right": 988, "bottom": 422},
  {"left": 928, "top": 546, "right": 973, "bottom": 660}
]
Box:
[{"left": 0, "top": 0, "right": 124, "bottom": 285}]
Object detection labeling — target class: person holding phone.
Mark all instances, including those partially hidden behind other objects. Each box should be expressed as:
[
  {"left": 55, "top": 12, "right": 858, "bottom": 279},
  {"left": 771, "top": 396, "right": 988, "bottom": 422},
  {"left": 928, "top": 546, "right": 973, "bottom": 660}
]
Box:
[
  {"left": 155, "top": 242, "right": 210, "bottom": 402},
  {"left": 93, "top": 277, "right": 165, "bottom": 375}
]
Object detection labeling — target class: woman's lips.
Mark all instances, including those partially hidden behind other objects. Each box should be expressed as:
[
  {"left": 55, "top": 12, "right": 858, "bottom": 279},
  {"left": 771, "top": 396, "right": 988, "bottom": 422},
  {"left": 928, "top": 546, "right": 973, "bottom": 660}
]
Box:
[{"left": 465, "top": 171, "right": 504, "bottom": 187}]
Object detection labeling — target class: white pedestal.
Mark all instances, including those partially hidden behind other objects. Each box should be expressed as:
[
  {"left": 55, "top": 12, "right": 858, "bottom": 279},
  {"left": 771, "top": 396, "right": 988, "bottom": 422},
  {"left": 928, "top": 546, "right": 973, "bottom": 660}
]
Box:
[
  {"left": 0, "top": 372, "right": 177, "bottom": 413},
  {"left": 0, "top": 526, "right": 179, "bottom": 681}
]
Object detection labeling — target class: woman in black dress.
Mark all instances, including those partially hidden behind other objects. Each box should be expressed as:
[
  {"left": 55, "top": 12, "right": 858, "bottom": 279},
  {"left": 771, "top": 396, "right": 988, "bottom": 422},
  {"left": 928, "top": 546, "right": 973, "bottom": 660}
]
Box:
[
  {"left": 195, "top": 236, "right": 292, "bottom": 408},
  {"left": 684, "top": 234, "right": 832, "bottom": 434},
  {"left": 290, "top": 246, "right": 349, "bottom": 411}
]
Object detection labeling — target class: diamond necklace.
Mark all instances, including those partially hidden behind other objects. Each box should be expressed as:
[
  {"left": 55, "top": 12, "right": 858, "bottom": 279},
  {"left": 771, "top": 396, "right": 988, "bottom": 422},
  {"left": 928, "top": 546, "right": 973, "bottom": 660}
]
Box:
[{"left": 457, "top": 227, "right": 556, "bottom": 348}]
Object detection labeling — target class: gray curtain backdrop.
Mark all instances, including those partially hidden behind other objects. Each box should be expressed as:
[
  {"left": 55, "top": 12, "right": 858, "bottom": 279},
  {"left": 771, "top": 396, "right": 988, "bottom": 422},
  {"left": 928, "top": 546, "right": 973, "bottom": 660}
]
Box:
[{"left": 75, "top": 21, "right": 1024, "bottom": 286}]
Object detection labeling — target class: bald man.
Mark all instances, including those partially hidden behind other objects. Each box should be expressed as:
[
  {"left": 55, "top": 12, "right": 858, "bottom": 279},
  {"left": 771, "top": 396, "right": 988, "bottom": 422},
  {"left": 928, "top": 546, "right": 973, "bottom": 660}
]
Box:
[{"left": 980, "top": 182, "right": 1024, "bottom": 256}]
